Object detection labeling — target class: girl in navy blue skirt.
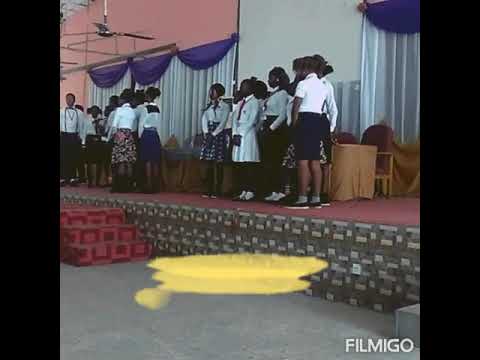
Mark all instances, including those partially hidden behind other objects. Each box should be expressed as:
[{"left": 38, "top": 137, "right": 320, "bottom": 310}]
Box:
[
  {"left": 288, "top": 56, "right": 330, "bottom": 209},
  {"left": 138, "top": 87, "right": 162, "bottom": 194},
  {"left": 200, "top": 83, "right": 230, "bottom": 198}
]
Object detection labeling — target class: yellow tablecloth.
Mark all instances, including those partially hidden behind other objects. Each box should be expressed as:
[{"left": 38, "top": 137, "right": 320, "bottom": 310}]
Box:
[{"left": 330, "top": 144, "right": 377, "bottom": 201}]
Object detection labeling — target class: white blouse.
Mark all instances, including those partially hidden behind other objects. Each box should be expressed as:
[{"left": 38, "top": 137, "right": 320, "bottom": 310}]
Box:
[
  {"left": 80, "top": 115, "right": 99, "bottom": 144},
  {"left": 138, "top": 103, "right": 162, "bottom": 138},
  {"left": 295, "top": 73, "right": 329, "bottom": 114},
  {"left": 111, "top": 103, "right": 136, "bottom": 131},
  {"left": 263, "top": 89, "right": 289, "bottom": 130},
  {"left": 201, "top": 100, "right": 230, "bottom": 137}
]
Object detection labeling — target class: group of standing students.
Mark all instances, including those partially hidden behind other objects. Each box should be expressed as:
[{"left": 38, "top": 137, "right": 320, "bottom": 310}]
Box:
[
  {"left": 60, "top": 86, "right": 163, "bottom": 194},
  {"left": 60, "top": 54, "right": 338, "bottom": 209},
  {"left": 200, "top": 54, "right": 337, "bottom": 208}
]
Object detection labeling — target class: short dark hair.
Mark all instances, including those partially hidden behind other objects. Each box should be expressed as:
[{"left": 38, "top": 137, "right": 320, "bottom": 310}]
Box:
[
  {"left": 312, "top": 54, "right": 328, "bottom": 76},
  {"left": 145, "top": 86, "right": 161, "bottom": 100},
  {"left": 302, "top": 56, "right": 318, "bottom": 73},
  {"left": 210, "top": 83, "right": 226, "bottom": 98},
  {"left": 120, "top": 89, "right": 134, "bottom": 103},
  {"left": 269, "top": 67, "right": 290, "bottom": 91},
  {"left": 254, "top": 80, "right": 268, "bottom": 100},
  {"left": 66, "top": 93, "right": 76, "bottom": 101}
]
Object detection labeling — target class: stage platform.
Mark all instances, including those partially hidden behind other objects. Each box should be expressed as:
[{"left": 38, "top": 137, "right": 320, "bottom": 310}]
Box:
[{"left": 60, "top": 187, "right": 420, "bottom": 313}]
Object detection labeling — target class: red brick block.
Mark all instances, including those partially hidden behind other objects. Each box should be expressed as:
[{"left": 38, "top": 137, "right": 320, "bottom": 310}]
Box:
[
  {"left": 130, "top": 242, "right": 152, "bottom": 261},
  {"left": 111, "top": 243, "right": 132, "bottom": 263}
]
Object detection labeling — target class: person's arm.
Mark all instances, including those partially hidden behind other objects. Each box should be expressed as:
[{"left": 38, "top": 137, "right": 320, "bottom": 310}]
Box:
[
  {"left": 78, "top": 111, "right": 86, "bottom": 144},
  {"left": 292, "top": 81, "right": 306, "bottom": 127},
  {"left": 201, "top": 108, "right": 209, "bottom": 135},
  {"left": 138, "top": 107, "right": 148, "bottom": 139},
  {"left": 326, "top": 83, "right": 338, "bottom": 132},
  {"left": 212, "top": 103, "right": 229, "bottom": 136},
  {"left": 270, "top": 91, "right": 289, "bottom": 131}
]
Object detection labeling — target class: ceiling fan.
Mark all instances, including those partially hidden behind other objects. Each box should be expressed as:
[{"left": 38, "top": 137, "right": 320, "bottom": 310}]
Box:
[{"left": 62, "top": 0, "right": 154, "bottom": 41}]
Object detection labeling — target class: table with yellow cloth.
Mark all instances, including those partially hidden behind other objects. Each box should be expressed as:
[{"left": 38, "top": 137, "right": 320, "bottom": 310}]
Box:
[{"left": 330, "top": 144, "right": 377, "bottom": 201}]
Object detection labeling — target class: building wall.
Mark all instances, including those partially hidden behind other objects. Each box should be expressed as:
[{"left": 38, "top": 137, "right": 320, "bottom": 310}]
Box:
[
  {"left": 238, "top": 0, "right": 362, "bottom": 83},
  {"left": 60, "top": 0, "right": 238, "bottom": 106}
]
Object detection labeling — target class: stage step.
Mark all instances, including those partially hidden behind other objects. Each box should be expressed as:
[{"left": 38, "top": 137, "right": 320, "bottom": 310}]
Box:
[
  {"left": 60, "top": 208, "right": 126, "bottom": 226},
  {"left": 60, "top": 205, "right": 152, "bottom": 267},
  {"left": 61, "top": 224, "right": 138, "bottom": 245},
  {"left": 395, "top": 303, "right": 420, "bottom": 348},
  {"left": 62, "top": 241, "right": 152, "bottom": 267}
]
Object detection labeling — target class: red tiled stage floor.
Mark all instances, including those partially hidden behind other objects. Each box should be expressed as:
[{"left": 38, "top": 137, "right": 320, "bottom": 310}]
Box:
[{"left": 61, "top": 186, "right": 419, "bottom": 227}]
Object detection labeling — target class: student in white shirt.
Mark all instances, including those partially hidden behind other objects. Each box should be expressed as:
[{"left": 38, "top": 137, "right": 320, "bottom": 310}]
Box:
[
  {"left": 133, "top": 90, "right": 146, "bottom": 191},
  {"left": 82, "top": 106, "right": 104, "bottom": 187},
  {"left": 312, "top": 55, "right": 339, "bottom": 206},
  {"left": 288, "top": 56, "right": 330, "bottom": 209},
  {"left": 199, "top": 83, "right": 230, "bottom": 198},
  {"left": 102, "top": 95, "right": 119, "bottom": 188},
  {"left": 278, "top": 57, "right": 305, "bottom": 205},
  {"left": 110, "top": 89, "right": 137, "bottom": 193},
  {"left": 138, "top": 87, "right": 163, "bottom": 194},
  {"left": 261, "top": 67, "right": 291, "bottom": 203},
  {"left": 60, "top": 93, "right": 84, "bottom": 186},
  {"left": 231, "top": 78, "right": 261, "bottom": 201}
]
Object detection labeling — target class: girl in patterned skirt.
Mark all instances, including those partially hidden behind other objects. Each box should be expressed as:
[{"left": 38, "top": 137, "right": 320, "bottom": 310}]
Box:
[{"left": 199, "top": 83, "right": 230, "bottom": 198}]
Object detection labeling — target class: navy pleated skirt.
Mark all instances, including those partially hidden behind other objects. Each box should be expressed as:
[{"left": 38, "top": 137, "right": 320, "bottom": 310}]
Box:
[{"left": 139, "top": 128, "right": 162, "bottom": 163}]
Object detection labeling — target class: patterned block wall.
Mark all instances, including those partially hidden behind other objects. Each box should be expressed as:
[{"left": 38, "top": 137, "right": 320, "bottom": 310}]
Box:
[{"left": 61, "top": 193, "right": 420, "bottom": 313}]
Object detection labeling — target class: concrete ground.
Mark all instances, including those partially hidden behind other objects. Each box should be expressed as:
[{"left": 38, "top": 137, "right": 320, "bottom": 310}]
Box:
[{"left": 60, "top": 262, "right": 420, "bottom": 360}]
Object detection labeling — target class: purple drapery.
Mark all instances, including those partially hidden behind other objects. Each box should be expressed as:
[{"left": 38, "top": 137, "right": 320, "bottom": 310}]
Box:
[
  {"left": 177, "top": 33, "right": 239, "bottom": 70},
  {"left": 88, "top": 33, "right": 239, "bottom": 88},
  {"left": 130, "top": 53, "right": 173, "bottom": 86},
  {"left": 88, "top": 61, "right": 129, "bottom": 88},
  {"left": 366, "top": 0, "right": 420, "bottom": 34}
]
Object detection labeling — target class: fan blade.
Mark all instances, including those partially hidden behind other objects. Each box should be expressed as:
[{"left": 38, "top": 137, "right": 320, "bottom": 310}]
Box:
[
  {"left": 61, "top": 61, "right": 79, "bottom": 65},
  {"left": 62, "top": 32, "right": 97, "bottom": 36},
  {"left": 67, "top": 35, "right": 116, "bottom": 47},
  {"left": 118, "top": 32, "right": 155, "bottom": 40}
]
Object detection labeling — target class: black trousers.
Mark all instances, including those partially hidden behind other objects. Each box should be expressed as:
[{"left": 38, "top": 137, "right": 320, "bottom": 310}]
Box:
[
  {"left": 260, "top": 116, "right": 288, "bottom": 194},
  {"left": 233, "top": 162, "right": 258, "bottom": 194},
  {"left": 60, "top": 132, "right": 81, "bottom": 181}
]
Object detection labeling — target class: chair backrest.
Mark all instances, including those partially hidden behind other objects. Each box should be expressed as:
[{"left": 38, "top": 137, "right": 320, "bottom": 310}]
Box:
[
  {"left": 336, "top": 132, "right": 358, "bottom": 145},
  {"left": 361, "top": 124, "right": 394, "bottom": 173}
]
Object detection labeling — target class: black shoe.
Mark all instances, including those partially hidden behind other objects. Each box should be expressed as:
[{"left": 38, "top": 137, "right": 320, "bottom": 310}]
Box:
[
  {"left": 284, "top": 201, "right": 310, "bottom": 209},
  {"left": 69, "top": 179, "right": 79, "bottom": 187},
  {"left": 320, "top": 193, "right": 331, "bottom": 206},
  {"left": 60, "top": 179, "right": 67, "bottom": 187},
  {"left": 309, "top": 202, "right": 323, "bottom": 209},
  {"left": 201, "top": 193, "right": 211, "bottom": 198},
  {"left": 279, "top": 193, "right": 297, "bottom": 205}
]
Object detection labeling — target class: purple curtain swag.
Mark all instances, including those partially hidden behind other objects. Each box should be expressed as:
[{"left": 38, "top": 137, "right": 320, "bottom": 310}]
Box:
[
  {"left": 366, "top": 0, "right": 420, "bottom": 34},
  {"left": 89, "top": 33, "right": 239, "bottom": 88}
]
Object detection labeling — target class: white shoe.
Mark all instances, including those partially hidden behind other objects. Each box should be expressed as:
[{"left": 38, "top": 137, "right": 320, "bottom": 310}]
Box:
[
  {"left": 264, "top": 192, "right": 277, "bottom": 201},
  {"left": 243, "top": 191, "right": 255, "bottom": 201},
  {"left": 272, "top": 192, "right": 286, "bottom": 202},
  {"left": 239, "top": 191, "right": 247, "bottom": 200}
]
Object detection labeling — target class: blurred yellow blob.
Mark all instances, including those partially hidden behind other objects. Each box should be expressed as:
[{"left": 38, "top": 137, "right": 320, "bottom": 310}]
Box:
[{"left": 135, "top": 254, "right": 328, "bottom": 310}]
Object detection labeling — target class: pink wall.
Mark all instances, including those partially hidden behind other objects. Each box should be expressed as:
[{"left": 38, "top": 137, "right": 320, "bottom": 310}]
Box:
[{"left": 60, "top": 0, "right": 238, "bottom": 106}]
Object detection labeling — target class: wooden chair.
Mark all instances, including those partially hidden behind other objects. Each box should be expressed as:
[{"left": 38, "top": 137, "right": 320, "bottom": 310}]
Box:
[{"left": 361, "top": 124, "right": 394, "bottom": 197}]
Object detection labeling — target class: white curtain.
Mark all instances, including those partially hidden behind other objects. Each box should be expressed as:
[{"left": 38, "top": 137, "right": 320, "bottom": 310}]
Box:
[
  {"left": 88, "top": 69, "right": 132, "bottom": 112},
  {"left": 359, "top": 17, "right": 420, "bottom": 143},
  {"left": 136, "top": 46, "right": 236, "bottom": 144},
  {"left": 332, "top": 80, "right": 361, "bottom": 137}
]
